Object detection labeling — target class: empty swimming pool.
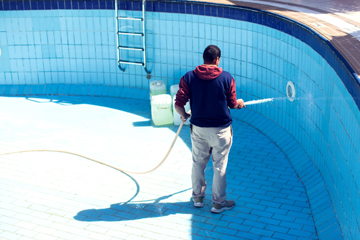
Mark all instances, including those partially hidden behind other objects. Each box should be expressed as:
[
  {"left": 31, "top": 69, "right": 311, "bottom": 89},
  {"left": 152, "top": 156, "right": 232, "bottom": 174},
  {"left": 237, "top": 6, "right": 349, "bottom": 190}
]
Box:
[{"left": 0, "top": 0, "right": 359, "bottom": 239}]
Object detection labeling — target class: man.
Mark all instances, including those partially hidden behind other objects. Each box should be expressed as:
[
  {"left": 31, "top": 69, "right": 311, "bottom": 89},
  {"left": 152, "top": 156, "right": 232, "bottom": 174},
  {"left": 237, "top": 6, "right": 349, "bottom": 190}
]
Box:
[{"left": 175, "top": 45, "right": 246, "bottom": 213}]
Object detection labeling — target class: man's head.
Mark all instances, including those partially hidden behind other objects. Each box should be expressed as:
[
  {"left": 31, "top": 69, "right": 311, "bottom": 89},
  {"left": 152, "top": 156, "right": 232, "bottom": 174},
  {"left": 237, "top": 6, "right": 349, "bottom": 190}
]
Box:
[{"left": 203, "top": 45, "right": 221, "bottom": 65}]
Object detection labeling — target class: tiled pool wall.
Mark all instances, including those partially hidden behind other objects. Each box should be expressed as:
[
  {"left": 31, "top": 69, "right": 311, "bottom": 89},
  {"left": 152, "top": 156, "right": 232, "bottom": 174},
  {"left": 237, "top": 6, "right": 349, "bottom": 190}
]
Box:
[{"left": 0, "top": 0, "right": 359, "bottom": 239}]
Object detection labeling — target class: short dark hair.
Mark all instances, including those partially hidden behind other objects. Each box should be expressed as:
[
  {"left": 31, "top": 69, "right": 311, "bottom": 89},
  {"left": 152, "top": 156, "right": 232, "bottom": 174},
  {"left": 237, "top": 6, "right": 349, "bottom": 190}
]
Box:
[{"left": 203, "top": 45, "right": 221, "bottom": 64}]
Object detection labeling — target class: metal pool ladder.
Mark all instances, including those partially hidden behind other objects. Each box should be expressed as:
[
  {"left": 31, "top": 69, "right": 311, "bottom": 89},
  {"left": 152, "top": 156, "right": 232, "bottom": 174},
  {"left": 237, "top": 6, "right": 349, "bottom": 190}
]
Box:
[{"left": 115, "top": 0, "right": 150, "bottom": 74}]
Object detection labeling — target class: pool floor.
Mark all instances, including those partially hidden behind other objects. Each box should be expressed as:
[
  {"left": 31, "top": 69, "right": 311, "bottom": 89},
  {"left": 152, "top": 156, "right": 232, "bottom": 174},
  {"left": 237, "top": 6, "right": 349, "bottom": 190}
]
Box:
[{"left": 0, "top": 96, "right": 318, "bottom": 240}]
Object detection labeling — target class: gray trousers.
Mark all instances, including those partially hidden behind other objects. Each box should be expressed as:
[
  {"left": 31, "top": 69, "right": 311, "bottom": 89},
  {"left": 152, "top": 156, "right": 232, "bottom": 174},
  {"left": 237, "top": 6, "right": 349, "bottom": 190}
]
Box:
[{"left": 191, "top": 124, "right": 233, "bottom": 204}]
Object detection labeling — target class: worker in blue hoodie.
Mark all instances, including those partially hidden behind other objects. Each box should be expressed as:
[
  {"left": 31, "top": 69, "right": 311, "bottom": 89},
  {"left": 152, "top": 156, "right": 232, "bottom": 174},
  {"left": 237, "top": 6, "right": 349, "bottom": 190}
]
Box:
[{"left": 175, "top": 45, "right": 246, "bottom": 213}]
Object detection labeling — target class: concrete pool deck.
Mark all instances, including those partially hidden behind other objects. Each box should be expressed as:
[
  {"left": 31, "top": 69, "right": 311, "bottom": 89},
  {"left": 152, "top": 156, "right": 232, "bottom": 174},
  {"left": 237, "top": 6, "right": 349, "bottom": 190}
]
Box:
[{"left": 0, "top": 96, "right": 319, "bottom": 240}]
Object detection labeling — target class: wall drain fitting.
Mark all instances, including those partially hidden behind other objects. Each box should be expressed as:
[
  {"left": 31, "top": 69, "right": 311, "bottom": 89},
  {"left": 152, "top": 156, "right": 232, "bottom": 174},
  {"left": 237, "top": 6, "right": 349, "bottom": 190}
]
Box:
[{"left": 287, "top": 81, "right": 296, "bottom": 102}]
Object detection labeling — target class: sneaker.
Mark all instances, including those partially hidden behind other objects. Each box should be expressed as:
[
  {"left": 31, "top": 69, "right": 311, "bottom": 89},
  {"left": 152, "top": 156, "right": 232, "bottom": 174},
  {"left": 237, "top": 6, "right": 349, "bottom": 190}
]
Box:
[
  {"left": 193, "top": 197, "right": 204, "bottom": 208},
  {"left": 211, "top": 200, "right": 235, "bottom": 213}
]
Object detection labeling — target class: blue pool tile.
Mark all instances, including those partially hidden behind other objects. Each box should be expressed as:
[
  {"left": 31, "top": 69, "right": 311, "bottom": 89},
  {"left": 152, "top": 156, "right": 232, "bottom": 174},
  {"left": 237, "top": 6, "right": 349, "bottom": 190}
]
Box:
[
  {"left": 227, "top": 223, "right": 251, "bottom": 232},
  {"left": 214, "top": 226, "right": 237, "bottom": 236},
  {"left": 112, "top": 86, "right": 122, "bottom": 97},
  {"left": 218, "top": 236, "right": 245, "bottom": 240},
  {"left": 312, "top": 195, "right": 331, "bottom": 209},
  {"left": 287, "top": 211, "right": 310, "bottom": 220},
  {"left": 256, "top": 216, "right": 280, "bottom": 225},
  {"left": 118, "top": 87, "right": 128, "bottom": 98},
  {"left": 44, "top": 84, "right": 52, "bottom": 94},
  {"left": 294, "top": 201, "right": 310, "bottom": 208},
  {"left": 242, "top": 220, "right": 266, "bottom": 229},
  {"left": 192, "top": 221, "right": 215, "bottom": 231},
  {"left": 273, "top": 232, "right": 297, "bottom": 240},
  {"left": 16, "top": 84, "right": 25, "bottom": 95},
  {"left": 62, "top": 83, "right": 71, "bottom": 95},
  {"left": 234, "top": 212, "right": 259, "bottom": 221},
  {"left": 265, "top": 224, "right": 289, "bottom": 234},
  {"left": 23, "top": 85, "right": 32, "bottom": 95},
  {"left": 272, "top": 214, "right": 295, "bottom": 222},
  {"left": 68, "top": 84, "right": 77, "bottom": 95},
  {"left": 114, "top": 211, "right": 137, "bottom": 220},
  {"left": 317, "top": 217, "right": 339, "bottom": 233},
  {"left": 265, "top": 207, "right": 287, "bottom": 215},
  {"left": 321, "top": 228, "right": 343, "bottom": 240},
  {"left": 190, "top": 235, "right": 206, "bottom": 240},
  {"left": 80, "top": 84, "right": 90, "bottom": 96},
  {"left": 288, "top": 229, "right": 313, "bottom": 238},
  {"left": 295, "top": 217, "right": 315, "bottom": 226},
  {"left": 258, "top": 200, "right": 281, "bottom": 209},
  {"left": 206, "top": 218, "right": 228, "bottom": 229},
  {"left": 29, "top": 84, "right": 42, "bottom": 95},
  {"left": 303, "top": 224, "right": 316, "bottom": 233},
  {"left": 235, "top": 230, "right": 261, "bottom": 240},
  {"left": 197, "top": 230, "right": 222, "bottom": 239},
  {"left": 221, "top": 215, "right": 245, "bottom": 224},
  {"left": 312, "top": 200, "right": 332, "bottom": 216},
  {"left": 95, "top": 85, "right": 104, "bottom": 96},
  {"left": 48, "top": 84, "right": 58, "bottom": 94},
  {"left": 250, "top": 227, "right": 274, "bottom": 237}
]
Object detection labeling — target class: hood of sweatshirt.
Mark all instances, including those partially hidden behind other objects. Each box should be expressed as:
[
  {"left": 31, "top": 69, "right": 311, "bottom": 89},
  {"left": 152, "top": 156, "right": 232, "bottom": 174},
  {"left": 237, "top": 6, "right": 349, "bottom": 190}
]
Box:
[{"left": 193, "top": 65, "right": 223, "bottom": 80}]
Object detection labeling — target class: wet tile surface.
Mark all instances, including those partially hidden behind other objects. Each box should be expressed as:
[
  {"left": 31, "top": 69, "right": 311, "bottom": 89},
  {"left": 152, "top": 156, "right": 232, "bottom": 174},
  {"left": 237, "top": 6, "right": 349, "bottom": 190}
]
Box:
[{"left": 0, "top": 96, "right": 317, "bottom": 239}]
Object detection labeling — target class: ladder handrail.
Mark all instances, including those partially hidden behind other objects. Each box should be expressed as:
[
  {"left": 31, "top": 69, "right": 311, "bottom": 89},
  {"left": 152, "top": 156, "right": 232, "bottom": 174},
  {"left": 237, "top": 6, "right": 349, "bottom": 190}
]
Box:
[
  {"left": 117, "top": 16, "right": 143, "bottom": 20},
  {"left": 115, "top": 0, "right": 150, "bottom": 74},
  {"left": 115, "top": 0, "right": 124, "bottom": 71},
  {"left": 118, "top": 31, "right": 144, "bottom": 36},
  {"left": 142, "top": 0, "right": 147, "bottom": 72}
]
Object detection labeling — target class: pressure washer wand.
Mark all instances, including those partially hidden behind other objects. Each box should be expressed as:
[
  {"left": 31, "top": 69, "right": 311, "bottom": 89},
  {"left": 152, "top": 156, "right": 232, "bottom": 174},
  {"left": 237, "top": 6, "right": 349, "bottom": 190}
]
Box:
[{"left": 244, "top": 98, "right": 274, "bottom": 106}]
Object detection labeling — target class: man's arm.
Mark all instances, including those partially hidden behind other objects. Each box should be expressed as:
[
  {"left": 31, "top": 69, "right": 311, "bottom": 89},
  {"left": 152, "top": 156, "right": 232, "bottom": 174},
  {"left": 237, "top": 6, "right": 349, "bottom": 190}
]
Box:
[
  {"left": 175, "top": 105, "right": 191, "bottom": 122},
  {"left": 228, "top": 78, "right": 246, "bottom": 109},
  {"left": 175, "top": 77, "right": 191, "bottom": 122}
]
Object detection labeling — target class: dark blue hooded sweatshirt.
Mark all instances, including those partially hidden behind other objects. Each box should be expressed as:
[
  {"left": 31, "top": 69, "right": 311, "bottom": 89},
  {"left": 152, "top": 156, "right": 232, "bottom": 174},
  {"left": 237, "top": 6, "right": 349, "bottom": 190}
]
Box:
[{"left": 175, "top": 65, "right": 238, "bottom": 128}]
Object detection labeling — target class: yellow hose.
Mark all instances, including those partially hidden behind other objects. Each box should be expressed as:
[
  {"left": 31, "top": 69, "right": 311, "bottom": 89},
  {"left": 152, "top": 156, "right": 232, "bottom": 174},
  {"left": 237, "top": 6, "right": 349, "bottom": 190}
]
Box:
[{"left": 0, "top": 121, "right": 185, "bottom": 174}]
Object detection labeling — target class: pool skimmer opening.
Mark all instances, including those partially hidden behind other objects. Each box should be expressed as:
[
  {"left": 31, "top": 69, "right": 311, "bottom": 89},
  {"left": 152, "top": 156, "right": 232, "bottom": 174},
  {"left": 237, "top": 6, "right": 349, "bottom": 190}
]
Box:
[{"left": 287, "top": 81, "right": 296, "bottom": 102}]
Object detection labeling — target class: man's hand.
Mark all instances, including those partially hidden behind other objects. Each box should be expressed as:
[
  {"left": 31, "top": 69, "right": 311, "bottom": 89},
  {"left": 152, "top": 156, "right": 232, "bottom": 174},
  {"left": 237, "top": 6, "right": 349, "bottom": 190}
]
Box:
[
  {"left": 181, "top": 111, "right": 191, "bottom": 122},
  {"left": 175, "top": 105, "right": 191, "bottom": 123},
  {"left": 236, "top": 99, "right": 246, "bottom": 109}
]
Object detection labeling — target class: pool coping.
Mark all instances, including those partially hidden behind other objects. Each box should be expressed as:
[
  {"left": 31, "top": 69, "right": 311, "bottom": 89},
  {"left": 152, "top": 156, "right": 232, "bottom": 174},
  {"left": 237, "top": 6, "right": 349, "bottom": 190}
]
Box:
[{"left": 232, "top": 0, "right": 360, "bottom": 29}]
